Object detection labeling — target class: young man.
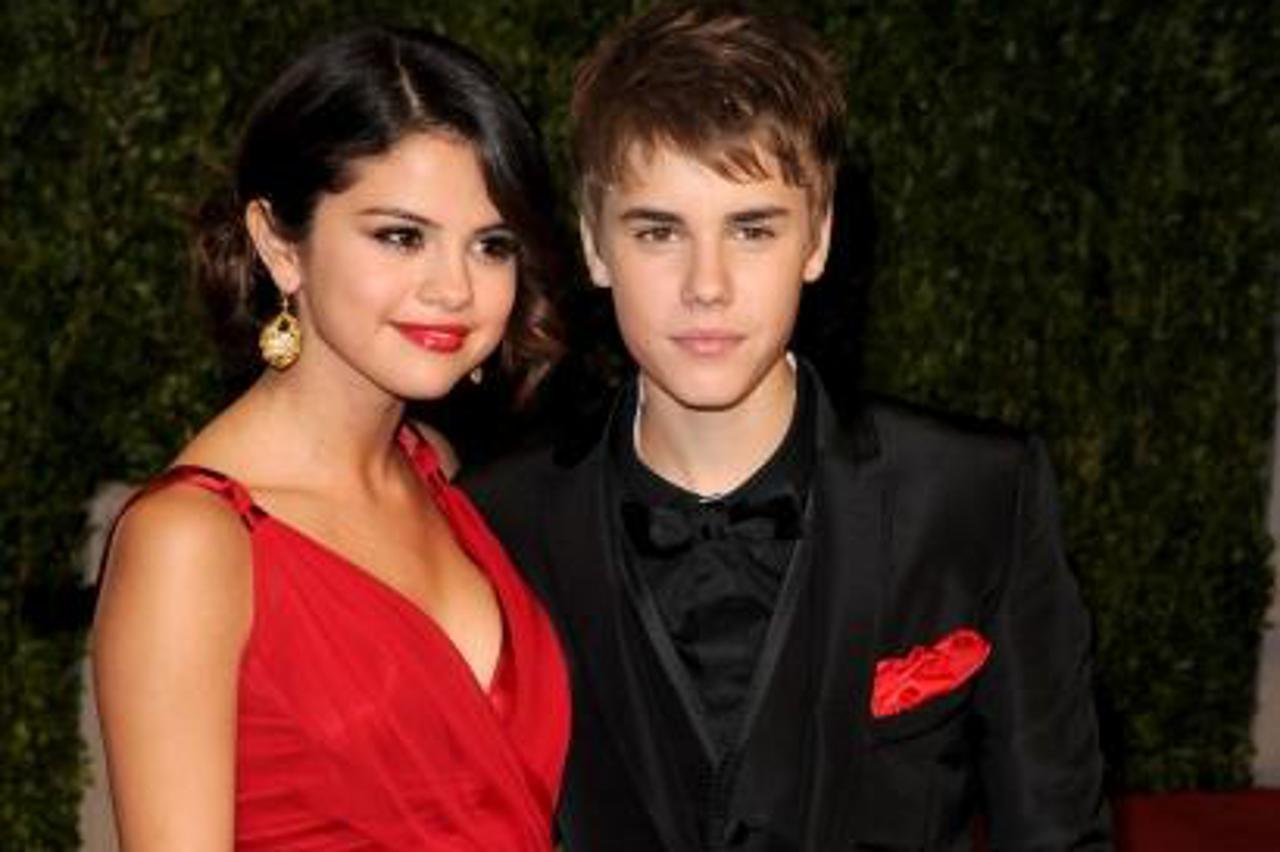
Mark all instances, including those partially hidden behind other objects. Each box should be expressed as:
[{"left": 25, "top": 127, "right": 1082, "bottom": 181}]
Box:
[{"left": 466, "top": 3, "right": 1110, "bottom": 849}]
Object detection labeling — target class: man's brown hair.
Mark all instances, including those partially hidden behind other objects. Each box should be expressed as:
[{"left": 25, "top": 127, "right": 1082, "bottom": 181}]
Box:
[{"left": 571, "top": 1, "right": 846, "bottom": 221}]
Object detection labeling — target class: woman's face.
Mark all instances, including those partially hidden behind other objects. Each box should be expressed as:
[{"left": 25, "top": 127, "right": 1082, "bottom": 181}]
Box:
[{"left": 264, "top": 131, "right": 519, "bottom": 401}]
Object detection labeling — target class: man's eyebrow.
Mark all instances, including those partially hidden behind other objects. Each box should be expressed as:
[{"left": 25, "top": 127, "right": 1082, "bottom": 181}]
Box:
[
  {"left": 358, "top": 206, "right": 438, "bottom": 226},
  {"left": 616, "top": 205, "right": 792, "bottom": 224},
  {"left": 618, "top": 207, "right": 683, "bottom": 224},
  {"left": 727, "top": 206, "right": 790, "bottom": 223}
]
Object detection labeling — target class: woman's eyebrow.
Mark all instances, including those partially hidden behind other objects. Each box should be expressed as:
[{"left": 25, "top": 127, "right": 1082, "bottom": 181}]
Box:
[{"left": 358, "top": 206, "right": 438, "bottom": 226}]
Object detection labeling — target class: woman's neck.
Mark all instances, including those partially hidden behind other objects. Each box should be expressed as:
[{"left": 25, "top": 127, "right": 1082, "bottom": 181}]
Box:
[{"left": 242, "top": 353, "right": 408, "bottom": 496}]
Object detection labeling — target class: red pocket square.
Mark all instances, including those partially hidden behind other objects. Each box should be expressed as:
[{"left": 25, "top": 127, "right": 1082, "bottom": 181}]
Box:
[{"left": 871, "top": 628, "right": 991, "bottom": 718}]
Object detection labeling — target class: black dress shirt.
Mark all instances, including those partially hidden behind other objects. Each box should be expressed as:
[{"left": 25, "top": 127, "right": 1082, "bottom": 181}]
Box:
[{"left": 609, "top": 367, "right": 816, "bottom": 754}]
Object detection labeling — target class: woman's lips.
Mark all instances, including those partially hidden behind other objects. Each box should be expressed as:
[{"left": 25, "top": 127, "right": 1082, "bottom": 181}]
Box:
[
  {"left": 671, "top": 331, "right": 743, "bottom": 356},
  {"left": 393, "top": 323, "right": 470, "bottom": 353}
]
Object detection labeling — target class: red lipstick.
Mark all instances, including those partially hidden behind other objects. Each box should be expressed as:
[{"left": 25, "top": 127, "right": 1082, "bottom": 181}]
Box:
[{"left": 393, "top": 322, "right": 470, "bottom": 353}]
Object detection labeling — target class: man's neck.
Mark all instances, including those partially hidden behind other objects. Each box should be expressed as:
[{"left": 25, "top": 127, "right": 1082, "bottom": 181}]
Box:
[{"left": 635, "top": 357, "right": 797, "bottom": 498}]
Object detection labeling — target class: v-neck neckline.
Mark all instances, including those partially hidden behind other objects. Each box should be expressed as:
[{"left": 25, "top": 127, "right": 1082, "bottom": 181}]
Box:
[
  {"left": 263, "top": 514, "right": 511, "bottom": 698},
  {"left": 167, "top": 425, "right": 510, "bottom": 699}
]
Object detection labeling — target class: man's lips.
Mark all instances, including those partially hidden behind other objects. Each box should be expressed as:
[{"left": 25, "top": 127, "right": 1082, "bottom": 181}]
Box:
[
  {"left": 393, "top": 323, "right": 470, "bottom": 353},
  {"left": 670, "top": 331, "right": 744, "bottom": 356}
]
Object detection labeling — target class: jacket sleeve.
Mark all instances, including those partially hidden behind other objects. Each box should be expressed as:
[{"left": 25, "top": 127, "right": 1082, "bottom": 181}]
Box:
[{"left": 975, "top": 436, "right": 1112, "bottom": 849}]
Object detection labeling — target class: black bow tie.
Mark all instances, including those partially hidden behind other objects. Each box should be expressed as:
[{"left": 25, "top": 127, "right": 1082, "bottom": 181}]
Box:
[{"left": 621, "top": 489, "right": 804, "bottom": 557}]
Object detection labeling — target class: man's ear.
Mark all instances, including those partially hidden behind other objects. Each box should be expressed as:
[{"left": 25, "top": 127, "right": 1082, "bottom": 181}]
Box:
[
  {"left": 245, "top": 200, "right": 303, "bottom": 294},
  {"left": 802, "top": 205, "right": 834, "bottom": 284},
  {"left": 579, "top": 213, "right": 611, "bottom": 289}
]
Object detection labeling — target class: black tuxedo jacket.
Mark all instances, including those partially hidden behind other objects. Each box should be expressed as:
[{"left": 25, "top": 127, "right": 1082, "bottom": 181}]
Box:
[{"left": 463, "top": 381, "right": 1110, "bottom": 851}]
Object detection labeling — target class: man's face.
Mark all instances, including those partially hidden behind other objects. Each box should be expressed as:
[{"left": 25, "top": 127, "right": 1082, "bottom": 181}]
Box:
[{"left": 582, "top": 143, "right": 831, "bottom": 413}]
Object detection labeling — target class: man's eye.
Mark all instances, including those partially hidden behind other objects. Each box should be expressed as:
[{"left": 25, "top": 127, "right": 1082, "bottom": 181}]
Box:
[
  {"left": 374, "top": 227, "right": 423, "bottom": 251},
  {"left": 474, "top": 233, "right": 520, "bottom": 265},
  {"left": 635, "top": 225, "right": 678, "bottom": 243},
  {"left": 733, "top": 224, "right": 775, "bottom": 241}
]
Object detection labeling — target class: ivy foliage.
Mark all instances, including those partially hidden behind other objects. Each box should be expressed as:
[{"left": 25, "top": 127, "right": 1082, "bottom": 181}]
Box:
[{"left": 1, "top": 0, "right": 1276, "bottom": 847}]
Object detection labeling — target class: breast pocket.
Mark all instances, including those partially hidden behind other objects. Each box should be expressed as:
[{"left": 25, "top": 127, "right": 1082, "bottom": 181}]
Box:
[
  {"left": 844, "top": 688, "right": 975, "bottom": 850},
  {"left": 843, "top": 749, "right": 932, "bottom": 850},
  {"left": 868, "top": 681, "right": 972, "bottom": 746}
]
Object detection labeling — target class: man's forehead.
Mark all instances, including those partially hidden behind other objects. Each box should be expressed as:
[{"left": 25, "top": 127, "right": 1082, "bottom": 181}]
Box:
[{"left": 609, "top": 137, "right": 785, "bottom": 190}]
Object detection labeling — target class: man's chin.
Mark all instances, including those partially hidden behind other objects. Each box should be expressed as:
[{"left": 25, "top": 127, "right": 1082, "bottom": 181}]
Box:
[
  {"left": 640, "top": 355, "right": 794, "bottom": 416},
  {"left": 647, "top": 378, "right": 758, "bottom": 414}
]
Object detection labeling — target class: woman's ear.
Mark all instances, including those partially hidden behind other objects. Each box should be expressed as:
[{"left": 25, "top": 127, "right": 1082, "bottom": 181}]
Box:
[
  {"left": 579, "top": 213, "right": 611, "bottom": 289},
  {"left": 245, "top": 200, "right": 303, "bottom": 294}
]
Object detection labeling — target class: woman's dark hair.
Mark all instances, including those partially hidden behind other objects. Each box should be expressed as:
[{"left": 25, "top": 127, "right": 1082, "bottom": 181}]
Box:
[{"left": 194, "top": 25, "right": 562, "bottom": 403}]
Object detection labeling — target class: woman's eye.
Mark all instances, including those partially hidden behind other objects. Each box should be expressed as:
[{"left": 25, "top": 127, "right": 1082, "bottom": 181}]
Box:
[
  {"left": 473, "top": 232, "right": 520, "bottom": 264},
  {"left": 374, "top": 227, "right": 423, "bottom": 251}
]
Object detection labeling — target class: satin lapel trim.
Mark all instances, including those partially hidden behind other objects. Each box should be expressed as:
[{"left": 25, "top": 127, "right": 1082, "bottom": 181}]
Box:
[
  {"left": 616, "top": 548, "right": 721, "bottom": 761},
  {"left": 544, "top": 444, "right": 700, "bottom": 851},
  {"left": 811, "top": 447, "right": 890, "bottom": 744},
  {"left": 808, "top": 423, "right": 893, "bottom": 848},
  {"left": 717, "top": 497, "right": 819, "bottom": 838},
  {"left": 727, "top": 496, "right": 817, "bottom": 759},
  {"left": 721, "top": 433, "right": 891, "bottom": 840},
  {"left": 809, "top": 380, "right": 887, "bottom": 738}
]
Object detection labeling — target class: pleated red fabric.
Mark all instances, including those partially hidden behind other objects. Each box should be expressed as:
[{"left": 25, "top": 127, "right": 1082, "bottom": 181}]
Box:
[{"left": 120, "top": 426, "right": 569, "bottom": 850}]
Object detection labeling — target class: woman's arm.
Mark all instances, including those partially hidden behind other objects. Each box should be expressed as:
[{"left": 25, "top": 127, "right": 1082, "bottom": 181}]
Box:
[{"left": 92, "top": 485, "right": 253, "bottom": 851}]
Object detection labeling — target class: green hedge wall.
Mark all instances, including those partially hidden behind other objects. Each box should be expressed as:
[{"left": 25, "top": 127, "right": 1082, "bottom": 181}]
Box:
[{"left": 2, "top": 1, "right": 1276, "bottom": 847}]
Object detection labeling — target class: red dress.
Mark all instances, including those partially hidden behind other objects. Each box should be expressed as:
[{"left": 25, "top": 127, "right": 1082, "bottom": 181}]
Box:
[{"left": 117, "top": 426, "right": 570, "bottom": 850}]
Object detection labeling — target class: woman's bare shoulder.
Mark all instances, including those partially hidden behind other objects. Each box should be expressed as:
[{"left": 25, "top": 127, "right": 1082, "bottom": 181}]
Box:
[
  {"left": 114, "top": 480, "right": 250, "bottom": 559},
  {"left": 92, "top": 479, "right": 252, "bottom": 851},
  {"left": 94, "top": 480, "right": 254, "bottom": 654}
]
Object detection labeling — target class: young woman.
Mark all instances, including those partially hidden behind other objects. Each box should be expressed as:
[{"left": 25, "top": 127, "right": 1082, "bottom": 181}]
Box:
[{"left": 92, "top": 27, "right": 569, "bottom": 850}]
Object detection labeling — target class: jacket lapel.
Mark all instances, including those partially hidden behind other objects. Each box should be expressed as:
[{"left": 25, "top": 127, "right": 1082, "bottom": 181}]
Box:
[
  {"left": 810, "top": 397, "right": 899, "bottom": 849},
  {"left": 807, "top": 416, "right": 893, "bottom": 847},
  {"left": 726, "top": 385, "right": 894, "bottom": 848},
  {"left": 543, "top": 438, "right": 704, "bottom": 851}
]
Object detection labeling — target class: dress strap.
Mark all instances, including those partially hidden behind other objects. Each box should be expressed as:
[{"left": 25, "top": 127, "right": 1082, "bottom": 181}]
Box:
[
  {"left": 134, "top": 465, "right": 267, "bottom": 530},
  {"left": 95, "top": 464, "right": 265, "bottom": 592},
  {"left": 396, "top": 422, "right": 448, "bottom": 493}
]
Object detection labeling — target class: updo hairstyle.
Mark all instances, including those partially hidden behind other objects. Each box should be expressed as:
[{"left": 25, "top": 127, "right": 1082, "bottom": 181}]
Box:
[{"left": 193, "top": 25, "right": 562, "bottom": 402}]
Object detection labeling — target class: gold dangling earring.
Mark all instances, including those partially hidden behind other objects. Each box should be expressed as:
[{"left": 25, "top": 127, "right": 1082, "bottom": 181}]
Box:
[
  {"left": 469, "top": 365, "right": 484, "bottom": 385},
  {"left": 259, "top": 291, "right": 302, "bottom": 370}
]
